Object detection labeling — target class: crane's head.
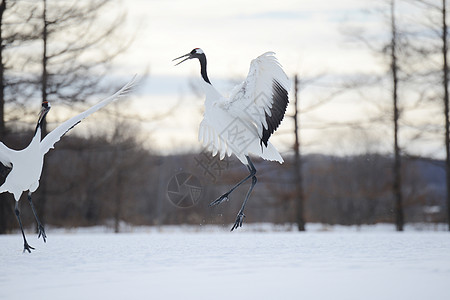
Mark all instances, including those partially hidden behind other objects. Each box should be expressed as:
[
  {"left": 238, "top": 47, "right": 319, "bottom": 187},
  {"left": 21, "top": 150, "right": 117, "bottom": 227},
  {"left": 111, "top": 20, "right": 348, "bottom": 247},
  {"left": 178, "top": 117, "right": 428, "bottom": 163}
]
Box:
[
  {"left": 38, "top": 101, "right": 51, "bottom": 123},
  {"left": 173, "top": 48, "right": 205, "bottom": 66}
]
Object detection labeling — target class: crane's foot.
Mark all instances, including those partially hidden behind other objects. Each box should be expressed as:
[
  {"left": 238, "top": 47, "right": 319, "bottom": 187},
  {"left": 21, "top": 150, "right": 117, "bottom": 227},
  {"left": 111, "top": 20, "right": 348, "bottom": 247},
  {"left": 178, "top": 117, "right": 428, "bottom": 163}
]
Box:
[
  {"left": 231, "top": 212, "right": 245, "bottom": 231},
  {"left": 23, "top": 242, "right": 35, "bottom": 254},
  {"left": 209, "top": 193, "right": 229, "bottom": 207},
  {"left": 38, "top": 224, "right": 47, "bottom": 243}
]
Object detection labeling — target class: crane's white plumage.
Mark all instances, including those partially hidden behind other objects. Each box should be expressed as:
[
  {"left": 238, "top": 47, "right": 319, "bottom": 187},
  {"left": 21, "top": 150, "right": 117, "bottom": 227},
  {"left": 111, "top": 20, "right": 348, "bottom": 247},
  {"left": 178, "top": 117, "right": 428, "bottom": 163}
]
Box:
[
  {"left": 0, "top": 76, "right": 135, "bottom": 252},
  {"left": 174, "top": 48, "right": 289, "bottom": 231},
  {"left": 0, "top": 142, "right": 13, "bottom": 168},
  {"left": 198, "top": 52, "right": 289, "bottom": 165}
]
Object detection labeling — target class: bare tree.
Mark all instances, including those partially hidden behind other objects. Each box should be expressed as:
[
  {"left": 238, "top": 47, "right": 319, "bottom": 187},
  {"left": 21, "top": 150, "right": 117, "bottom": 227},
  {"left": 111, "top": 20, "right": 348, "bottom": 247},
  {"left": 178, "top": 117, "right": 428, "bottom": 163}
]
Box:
[
  {"left": 0, "top": 0, "right": 5, "bottom": 139},
  {"left": 433, "top": 0, "right": 450, "bottom": 232},
  {"left": 0, "top": 0, "right": 40, "bottom": 234},
  {"left": 0, "top": 0, "right": 8, "bottom": 234},
  {"left": 292, "top": 74, "right": 305, "bottom": 231},
  {"left": 340, "top": 0, "right": 408, "bottom": 230},
  {"left": 401, "top": 0, "right": 450, "bottom": 230},
  {"left": 442, "top": 0, "right": 450, "bottom": 232},
  {"left": 390, "top": 0, "right": 404, "bottom": 231},
  {"left": 36, "top": 0, "right": 131, "bottom": 225}
]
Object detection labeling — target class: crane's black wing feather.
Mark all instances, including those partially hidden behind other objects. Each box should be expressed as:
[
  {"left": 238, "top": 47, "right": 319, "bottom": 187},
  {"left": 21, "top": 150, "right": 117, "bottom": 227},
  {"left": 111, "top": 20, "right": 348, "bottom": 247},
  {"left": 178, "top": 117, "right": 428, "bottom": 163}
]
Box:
[{"left": 260, "top": 80, "right": 289, "bottom": 147}]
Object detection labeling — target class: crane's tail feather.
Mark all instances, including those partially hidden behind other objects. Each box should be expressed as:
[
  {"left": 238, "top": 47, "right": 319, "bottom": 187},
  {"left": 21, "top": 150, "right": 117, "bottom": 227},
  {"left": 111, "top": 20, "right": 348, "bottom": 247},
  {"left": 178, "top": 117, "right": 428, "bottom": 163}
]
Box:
[{"left": 259, "top": 142, "right": 283, "bottom": 163}]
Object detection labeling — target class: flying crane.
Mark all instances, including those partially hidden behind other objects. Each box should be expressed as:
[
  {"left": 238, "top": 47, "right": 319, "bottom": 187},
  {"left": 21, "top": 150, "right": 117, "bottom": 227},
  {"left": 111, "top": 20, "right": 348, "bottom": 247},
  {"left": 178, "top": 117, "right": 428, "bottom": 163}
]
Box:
[
  {"left": 0, "top": 77, "right": 135, "bottom": 252},
  {"left": 174, "top": 48, "right": 289, "bottom": 230}
]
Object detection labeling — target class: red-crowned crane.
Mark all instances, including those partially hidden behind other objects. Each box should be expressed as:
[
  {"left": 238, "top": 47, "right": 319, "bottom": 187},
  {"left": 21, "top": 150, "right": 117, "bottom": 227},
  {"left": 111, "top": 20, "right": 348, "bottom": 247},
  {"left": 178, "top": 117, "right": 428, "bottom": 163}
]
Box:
[
  {"left": 0, "top": 77, "right": 135, "bottom": 252},
  {"left": 174, "top": 48, "right": 289, "bottom": 231}
]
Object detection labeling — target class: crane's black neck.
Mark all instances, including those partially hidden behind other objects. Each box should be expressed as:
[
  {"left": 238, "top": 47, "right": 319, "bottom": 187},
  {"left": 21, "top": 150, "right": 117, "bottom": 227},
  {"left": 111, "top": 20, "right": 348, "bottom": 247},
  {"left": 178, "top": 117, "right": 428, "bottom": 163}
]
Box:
[
  {"left": 198, "top": 54, "right": 211, "bottom": 84},
  {"left": 34, "top": 112, "right": 47, "bottom": 136},
  {"left": 34, "top": 120, "right": 42, "bottom": 136}
]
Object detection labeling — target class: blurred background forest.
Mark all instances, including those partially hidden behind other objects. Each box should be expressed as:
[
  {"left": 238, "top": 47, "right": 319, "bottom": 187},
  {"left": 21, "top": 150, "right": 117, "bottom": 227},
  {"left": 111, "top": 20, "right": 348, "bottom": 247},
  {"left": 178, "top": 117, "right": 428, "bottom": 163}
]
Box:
[{"left": 0, "top": 0, "right": 448, "bottom": 234}]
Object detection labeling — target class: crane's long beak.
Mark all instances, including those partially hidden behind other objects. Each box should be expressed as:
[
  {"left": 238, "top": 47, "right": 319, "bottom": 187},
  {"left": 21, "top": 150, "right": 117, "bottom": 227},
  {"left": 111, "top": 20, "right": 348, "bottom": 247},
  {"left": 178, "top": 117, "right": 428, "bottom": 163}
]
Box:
[{"left": 173, "top": 53, "right": 191, "bottom": 66}]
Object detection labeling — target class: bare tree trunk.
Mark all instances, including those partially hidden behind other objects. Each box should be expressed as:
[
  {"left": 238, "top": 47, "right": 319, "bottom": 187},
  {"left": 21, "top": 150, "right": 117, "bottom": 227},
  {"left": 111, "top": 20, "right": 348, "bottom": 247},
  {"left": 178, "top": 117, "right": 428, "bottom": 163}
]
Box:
[
  {"left": 37, "top": 0, "right": 48, "bottom": 228},
  {"left": 113, "top": 150, "right": 123, "bottom": 233},
  {"left": 113, "top": 169, "right": 122, "bottom": 233},
  {"left": 41, "top": 0, "right": 48, "bottom": 113},
  {"left": 293, "top": 75, "right": 305, "bottom": 231},
  {"left": 0, "top": 0, "right": 4, "bottom": 139},
  {"left": 441, "top": 0, "right": 450, "bottom": 232},
  {"left": 0, "top": 0, "right": 7, "bottom": 234},
  {"left": 391, "top": 0, "right": 404, "bottom": 231}
]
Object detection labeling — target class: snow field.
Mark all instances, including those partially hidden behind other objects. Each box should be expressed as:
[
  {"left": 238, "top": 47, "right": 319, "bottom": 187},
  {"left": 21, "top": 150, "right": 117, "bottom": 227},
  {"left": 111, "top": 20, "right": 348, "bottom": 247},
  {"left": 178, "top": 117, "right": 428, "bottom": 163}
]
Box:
[{"left": 1, "top": 230, "right": 449, "bottom": 300}]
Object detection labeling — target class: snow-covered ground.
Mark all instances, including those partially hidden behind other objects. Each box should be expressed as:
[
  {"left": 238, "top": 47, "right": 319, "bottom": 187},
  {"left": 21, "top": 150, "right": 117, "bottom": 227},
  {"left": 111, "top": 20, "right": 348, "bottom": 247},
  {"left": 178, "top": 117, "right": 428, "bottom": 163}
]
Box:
[{"left": 1, "top": 224, "right": 449, "bottom": 300}]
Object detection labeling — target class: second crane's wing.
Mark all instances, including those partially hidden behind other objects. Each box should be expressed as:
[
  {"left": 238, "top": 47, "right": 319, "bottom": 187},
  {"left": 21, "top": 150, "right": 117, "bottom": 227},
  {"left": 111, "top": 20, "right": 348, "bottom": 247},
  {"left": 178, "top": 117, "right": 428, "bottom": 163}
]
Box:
[
  {"left": 0, "top": 142, "right": 13, "bottom": 168},
  {"left": 224, "top": 52, "right": 290, "bottom": 147},
  {"left": 40, "top": 77, "right": 136, "bottom": 155}
]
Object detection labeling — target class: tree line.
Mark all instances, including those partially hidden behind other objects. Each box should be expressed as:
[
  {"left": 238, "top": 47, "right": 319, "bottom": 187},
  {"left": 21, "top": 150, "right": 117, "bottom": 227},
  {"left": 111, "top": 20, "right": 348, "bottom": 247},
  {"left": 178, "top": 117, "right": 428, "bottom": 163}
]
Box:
[
  {"left": 291, "top": 0, "right": 450, "bottom": 231},
  {"left": 0, "top": 128, "right": 444, "bottom": 232}
]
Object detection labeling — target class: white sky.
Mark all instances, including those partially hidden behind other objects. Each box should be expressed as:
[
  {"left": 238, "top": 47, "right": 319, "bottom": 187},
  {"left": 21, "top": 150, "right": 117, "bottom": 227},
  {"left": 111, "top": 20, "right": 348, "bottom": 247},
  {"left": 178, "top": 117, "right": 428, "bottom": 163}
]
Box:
[
  {"left": 114, "top": 0, "right": 381, "bottom": 77},
  {"left": 94, "top": 0, "right": 444, "bottom": 158}
]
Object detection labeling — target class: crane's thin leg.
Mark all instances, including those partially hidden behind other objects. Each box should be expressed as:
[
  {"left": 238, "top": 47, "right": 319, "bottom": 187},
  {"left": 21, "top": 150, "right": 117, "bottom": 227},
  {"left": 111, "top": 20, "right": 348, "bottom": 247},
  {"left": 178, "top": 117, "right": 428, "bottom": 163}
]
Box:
[
  {"left": 231, "top": 157, "right": 257, "bottom": 231},
  {"left": 209, "top": 156, "right": 256, "bottom": 207},
  {"left": 27, "top": 192, "right": 46, "bottom": 242},
  {"left": 14, "top": 201, "right": 34, "bottom": 253}
]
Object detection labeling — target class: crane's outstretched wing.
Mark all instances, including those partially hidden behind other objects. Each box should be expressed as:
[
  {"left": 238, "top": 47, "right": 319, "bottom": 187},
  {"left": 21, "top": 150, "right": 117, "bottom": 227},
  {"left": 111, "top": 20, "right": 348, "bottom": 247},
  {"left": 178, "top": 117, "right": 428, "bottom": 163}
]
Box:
[
  {"left": 40, "top": 76, "right": 136, "bottom": 155},
  {"left": 224, "top": 52, "right": 290, "bottom": 147},
  {"left": 0, "top": 142, "right": 13, "bottom": 168}
]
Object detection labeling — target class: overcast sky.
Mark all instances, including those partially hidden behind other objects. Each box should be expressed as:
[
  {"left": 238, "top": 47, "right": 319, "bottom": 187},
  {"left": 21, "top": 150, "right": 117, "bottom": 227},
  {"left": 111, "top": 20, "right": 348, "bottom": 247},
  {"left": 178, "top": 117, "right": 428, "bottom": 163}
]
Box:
[{"left": 114, "top": 0, "right": 381, "bottom": 78}]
